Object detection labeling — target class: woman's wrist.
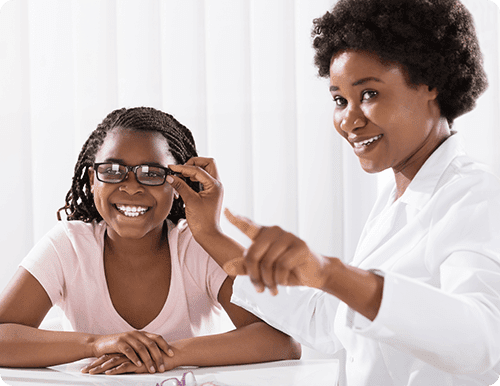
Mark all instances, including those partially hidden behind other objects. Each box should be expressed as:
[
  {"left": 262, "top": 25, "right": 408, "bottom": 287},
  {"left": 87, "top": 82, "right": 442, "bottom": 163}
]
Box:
[{"left": 317, "top": 256, "right": 343, "bottom": 292}]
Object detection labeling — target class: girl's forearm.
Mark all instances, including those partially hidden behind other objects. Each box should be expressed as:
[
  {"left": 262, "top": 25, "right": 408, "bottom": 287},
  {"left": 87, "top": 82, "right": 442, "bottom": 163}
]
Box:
[
  {"left": 193, "top": 230, "right": 245, "bottom": 270},
  {"left": 169, "top": 322, "right": 301, "bottom": 368},
  {"left": 0, "top": 323, "right": 94, "bottom": 368}
]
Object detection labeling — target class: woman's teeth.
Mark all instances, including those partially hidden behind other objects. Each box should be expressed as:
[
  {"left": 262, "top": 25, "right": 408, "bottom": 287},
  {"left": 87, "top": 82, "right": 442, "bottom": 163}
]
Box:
[
  {"left": 355, "top": 134, "right": 383, "bottom": 148},
  {"left": 115, "top": 205, "right": 149, "bottom": 217}
]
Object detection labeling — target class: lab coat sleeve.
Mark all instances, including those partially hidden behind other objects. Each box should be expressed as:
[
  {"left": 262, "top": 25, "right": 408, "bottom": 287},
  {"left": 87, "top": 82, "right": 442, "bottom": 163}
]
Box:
[
  {"left": 348, "top": 177, "right": 500, "bottom": 375},
  {"left": 231, "top": 276, "right": 344, "bottom": 355}
]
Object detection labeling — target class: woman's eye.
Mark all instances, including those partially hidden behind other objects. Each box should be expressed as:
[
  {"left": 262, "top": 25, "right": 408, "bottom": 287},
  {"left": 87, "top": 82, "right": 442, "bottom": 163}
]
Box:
[
  {"left": 361, "top": 90, "right": 378, "bottom": 101},
  {"left": 333, "top": 96, "right": 347, "bottom": 107}
]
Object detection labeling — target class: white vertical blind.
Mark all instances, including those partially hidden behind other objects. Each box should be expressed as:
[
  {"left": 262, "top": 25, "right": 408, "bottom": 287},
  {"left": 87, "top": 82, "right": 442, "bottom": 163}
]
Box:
[{"left": 0, "top": 0, "right": 498, "bottom": 307}]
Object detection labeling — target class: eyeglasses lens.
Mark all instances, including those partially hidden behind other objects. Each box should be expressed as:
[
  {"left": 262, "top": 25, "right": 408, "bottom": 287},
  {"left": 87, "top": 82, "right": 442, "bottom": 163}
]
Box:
[
  {"left": 96, "top": 163, "right": 167, "bottom": 186},
  {"left": 136, "top": 165, "right": 166, "bottom": 185},
  {"left": 97, "top": 163, "right": 126, "bottom": 182}
]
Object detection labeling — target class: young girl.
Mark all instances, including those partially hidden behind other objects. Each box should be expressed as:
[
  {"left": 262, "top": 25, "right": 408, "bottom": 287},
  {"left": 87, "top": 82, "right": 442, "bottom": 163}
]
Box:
[{"left": 0, "top": 107, "right": 300, "bottom": 375}]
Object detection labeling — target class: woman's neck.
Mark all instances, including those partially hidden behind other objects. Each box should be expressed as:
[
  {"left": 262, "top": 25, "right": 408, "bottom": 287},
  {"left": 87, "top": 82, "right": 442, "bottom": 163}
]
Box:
[{"left": 393, "top": 118, "right": 451, "bottom": 200}]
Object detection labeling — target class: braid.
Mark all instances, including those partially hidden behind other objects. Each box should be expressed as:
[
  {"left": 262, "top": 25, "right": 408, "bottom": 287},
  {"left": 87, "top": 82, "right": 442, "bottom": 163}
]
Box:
[{"left": 57, "top": 107, "right": 200, "bottom": 224}]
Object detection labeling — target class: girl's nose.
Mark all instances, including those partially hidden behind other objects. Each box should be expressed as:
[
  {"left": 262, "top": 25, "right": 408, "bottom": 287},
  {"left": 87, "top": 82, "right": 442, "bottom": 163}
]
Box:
[{"left": 118, "top": 171, "right": 145, "bottom": 194}]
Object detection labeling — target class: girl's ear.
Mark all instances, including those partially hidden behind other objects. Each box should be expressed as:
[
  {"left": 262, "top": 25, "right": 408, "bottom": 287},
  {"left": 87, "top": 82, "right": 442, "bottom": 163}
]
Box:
[{"left": 88, "top": 166, "right": 95, "bottom": 193}]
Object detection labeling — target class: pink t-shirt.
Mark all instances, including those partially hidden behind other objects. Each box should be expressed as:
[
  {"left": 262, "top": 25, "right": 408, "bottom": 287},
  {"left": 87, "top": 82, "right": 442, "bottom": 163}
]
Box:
[{"left": 20, "top": 219, "right": 230, "bottom": 341}]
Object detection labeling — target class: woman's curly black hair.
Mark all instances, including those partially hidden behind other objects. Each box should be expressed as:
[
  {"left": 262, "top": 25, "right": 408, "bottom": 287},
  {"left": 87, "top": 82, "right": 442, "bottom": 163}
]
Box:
[
  {"left": 312, "top": 0, "right": 488, "bottom": 125},
  {"left": 58, "top": 107, "right": 200, "bottom": 224}
]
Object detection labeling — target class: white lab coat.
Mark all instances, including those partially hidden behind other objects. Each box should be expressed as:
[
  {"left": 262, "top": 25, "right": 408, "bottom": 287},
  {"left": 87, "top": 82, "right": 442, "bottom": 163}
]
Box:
[{"left": 231, "top": 134, "right": 500, "bottom": 385}]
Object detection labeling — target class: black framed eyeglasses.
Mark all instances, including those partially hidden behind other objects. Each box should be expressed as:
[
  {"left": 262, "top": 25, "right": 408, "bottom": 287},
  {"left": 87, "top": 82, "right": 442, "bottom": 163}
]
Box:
[{"left": 93, "top": 162, "right": 176, "bottom": 186}]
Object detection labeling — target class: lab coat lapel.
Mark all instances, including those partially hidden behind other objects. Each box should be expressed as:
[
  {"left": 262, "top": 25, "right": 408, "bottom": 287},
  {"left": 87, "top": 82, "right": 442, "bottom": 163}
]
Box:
[{"left": 351, "top": 201, "right": 402, "bottom": 266}]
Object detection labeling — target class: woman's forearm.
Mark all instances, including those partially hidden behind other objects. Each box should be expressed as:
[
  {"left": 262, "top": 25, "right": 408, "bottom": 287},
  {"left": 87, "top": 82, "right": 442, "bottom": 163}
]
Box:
[
  {"left": 169, "top": 322, "right": 301, "bottom": 368},
  {"left": 0, "top": 323, "right": 94, "bottom": 368},
  {"left": 320, "top": 258, "right": 384, "bottom": 321}
]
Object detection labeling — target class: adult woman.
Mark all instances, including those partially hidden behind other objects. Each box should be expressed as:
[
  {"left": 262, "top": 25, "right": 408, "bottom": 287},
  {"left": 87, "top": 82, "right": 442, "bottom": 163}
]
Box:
[{"left": 186, "top": 0, "right": 500, "bottom": 384}]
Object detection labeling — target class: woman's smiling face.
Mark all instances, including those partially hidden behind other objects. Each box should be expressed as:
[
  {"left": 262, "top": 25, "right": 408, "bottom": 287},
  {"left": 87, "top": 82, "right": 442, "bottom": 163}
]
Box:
[
  {"left": 89, "top": 127, "right": 176, "bottom": 241},
  {"left": 329, "top": 50, "right": 443, "bottom": 175}
]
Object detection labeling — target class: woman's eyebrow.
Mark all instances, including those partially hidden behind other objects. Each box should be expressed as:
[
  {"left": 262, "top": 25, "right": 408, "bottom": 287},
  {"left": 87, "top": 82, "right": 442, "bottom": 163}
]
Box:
[
  {"left": 352, "top": 77, "right": 383, "bottom": 86},
  {"left": 330, "top": 77, "right": 384, "bottom": 92}
]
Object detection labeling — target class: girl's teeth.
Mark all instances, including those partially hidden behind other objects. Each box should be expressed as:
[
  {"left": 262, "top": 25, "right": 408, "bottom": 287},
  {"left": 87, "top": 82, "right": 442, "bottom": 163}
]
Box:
[{"left": 116, "top": 205, "right": 148, "bottom": 217}]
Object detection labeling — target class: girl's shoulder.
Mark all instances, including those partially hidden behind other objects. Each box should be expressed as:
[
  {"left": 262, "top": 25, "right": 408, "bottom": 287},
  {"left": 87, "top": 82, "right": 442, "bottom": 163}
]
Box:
[
  {"left": 167, "top": 219, "right": 209, "bottom": 265},
  {"left": 58, "top": 218, "right": 107, "bottom": 239},
  {"left": 167, "top": 219, "right": 193, "bottom": 246},
  {"left": 49, "top": 219, "right": 107, "bottom": 253}
]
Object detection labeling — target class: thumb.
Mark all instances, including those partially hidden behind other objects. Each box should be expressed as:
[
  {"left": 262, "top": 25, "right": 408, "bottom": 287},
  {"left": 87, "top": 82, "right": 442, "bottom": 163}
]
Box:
[
  {"left": 166, "top": 175, "right": 197, "bottom": 203},
  {"left": 223, "top": 257, "right": 247, "bottom": 276}
]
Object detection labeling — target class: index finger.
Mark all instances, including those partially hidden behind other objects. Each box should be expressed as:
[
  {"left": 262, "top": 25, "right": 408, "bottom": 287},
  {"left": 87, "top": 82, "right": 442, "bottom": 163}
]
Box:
[
  {"left": 224, "top": 208, "right": 262, "bottom": 241},
  {"left": 185, "top": 157, "right": 220, "bottom": 180},
  {"left": 168, "top": 163, "right": 218, "bottom": 189},
  {"left": 145, "top": 333, "right": 174, "bottom": 358}
]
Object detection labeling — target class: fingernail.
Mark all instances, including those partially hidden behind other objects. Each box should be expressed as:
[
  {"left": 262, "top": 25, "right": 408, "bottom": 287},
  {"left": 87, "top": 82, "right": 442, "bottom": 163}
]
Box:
[
  {"left": 137, "top": 361, "right": 142, "bottom": 366},
  {"left": 166, "top": 175, "right": 174, "bottom": 183},
  {"left": 150, "top": 366, "right": 156, "bottom": 373},
  {"left": 160, "top": 364, "right": 165, "bottom": 372},
  {"left": 168, "top": 349, "right": 174, "bottom": 357}
]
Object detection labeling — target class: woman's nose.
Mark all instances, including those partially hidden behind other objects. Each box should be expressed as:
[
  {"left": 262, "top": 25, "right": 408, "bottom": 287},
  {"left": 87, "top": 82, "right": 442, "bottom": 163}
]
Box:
[{"left": 339, "top": 107, "right": 367, "bottom": 133}]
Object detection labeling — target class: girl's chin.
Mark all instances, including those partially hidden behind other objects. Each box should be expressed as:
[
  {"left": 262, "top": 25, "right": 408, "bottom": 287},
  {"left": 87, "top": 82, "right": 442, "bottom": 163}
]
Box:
[{"left": 106, "top": 223, "right": 165, "bottom": 241}]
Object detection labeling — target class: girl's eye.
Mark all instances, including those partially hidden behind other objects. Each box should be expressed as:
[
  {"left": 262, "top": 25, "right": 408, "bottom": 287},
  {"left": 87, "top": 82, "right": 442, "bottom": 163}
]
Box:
[
  {"left": 103, "top": 168, "right": 122, "bottom": 176},
  {"left": 333, "top": 96, "right": 347, "bottom": 107},
  {"left": 362, "top": 90, "right": 378, "bottom": 101}
]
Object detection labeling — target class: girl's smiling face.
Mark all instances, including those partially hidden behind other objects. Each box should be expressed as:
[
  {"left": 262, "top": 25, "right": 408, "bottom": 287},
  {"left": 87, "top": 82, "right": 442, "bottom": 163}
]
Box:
[
  {"left": 89, "top": 127, "right": 176, "bottom": 241},
  {"left": 329, "top": 50, "right": 447, "bottom": 176}
]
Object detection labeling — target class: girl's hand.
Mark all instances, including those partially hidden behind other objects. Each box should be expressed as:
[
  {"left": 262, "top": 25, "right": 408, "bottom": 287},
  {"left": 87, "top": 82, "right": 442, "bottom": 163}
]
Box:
[
  {"left": 167, "top": 157, "right": 223, "bottom": 238},
  {"left": 81, "top": 353, "right": 146, "bottom": 375},
  {"left": 86, "top": 331, "right": 174, "bottom": 374},
  {"left": 81, "top": 353, "right": 177, "bottom": 375},
  {"left": 223, "top": 209, "right": 329, "bottom": 295}
]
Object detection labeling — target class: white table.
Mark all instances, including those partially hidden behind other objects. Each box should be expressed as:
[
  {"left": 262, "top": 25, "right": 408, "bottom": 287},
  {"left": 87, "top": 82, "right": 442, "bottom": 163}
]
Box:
[{"left": 0, "top": 359, "right": 338, "bottom": 386}]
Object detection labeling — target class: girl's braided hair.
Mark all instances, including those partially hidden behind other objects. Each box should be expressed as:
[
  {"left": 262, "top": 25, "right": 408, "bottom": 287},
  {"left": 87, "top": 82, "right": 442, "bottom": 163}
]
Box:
[{"left": 57, "top": 107, "right": 200, "bottom": 224}]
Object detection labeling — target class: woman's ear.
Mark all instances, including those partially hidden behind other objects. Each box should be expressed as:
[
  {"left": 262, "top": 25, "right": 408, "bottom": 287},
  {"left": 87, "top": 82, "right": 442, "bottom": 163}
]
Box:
[{"left": 427, "top": 86, "right": 438, "bottom": 100}]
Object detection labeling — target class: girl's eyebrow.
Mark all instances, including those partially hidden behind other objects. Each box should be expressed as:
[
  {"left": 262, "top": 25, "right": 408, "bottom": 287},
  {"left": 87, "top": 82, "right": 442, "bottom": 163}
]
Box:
[
  {"left": 330, "top": 77, "right": 384, "bottom": 92},
  {"left": 100, "top": 158, "right": 166, "bottom": 168}
]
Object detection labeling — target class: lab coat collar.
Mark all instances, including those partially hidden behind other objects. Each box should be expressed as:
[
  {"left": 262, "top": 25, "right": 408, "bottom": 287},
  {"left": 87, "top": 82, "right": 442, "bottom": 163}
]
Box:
[
  {"left": 398, "top": 131, "right": 465, "bottom": 210},
  {"left": 351, "top": 132, "right": 464, "bottom": 265}
]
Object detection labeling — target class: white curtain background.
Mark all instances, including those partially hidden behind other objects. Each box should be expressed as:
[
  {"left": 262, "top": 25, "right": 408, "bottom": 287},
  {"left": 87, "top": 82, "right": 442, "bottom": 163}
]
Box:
[{"left": 0, "top": 0, "right": 499, "bottom": 358}]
